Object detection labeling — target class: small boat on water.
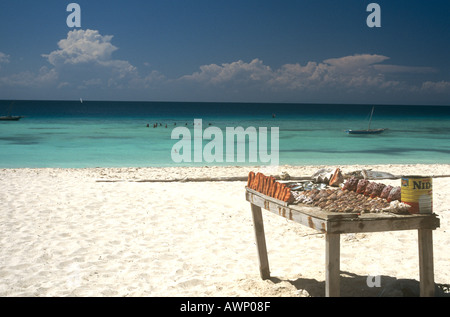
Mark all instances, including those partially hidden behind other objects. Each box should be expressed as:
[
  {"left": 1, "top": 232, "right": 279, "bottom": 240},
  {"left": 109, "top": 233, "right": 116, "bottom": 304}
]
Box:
[
  {"left": 0, "top": 115, "right": 22, "bottom": 121},
  {"left": 345, "top": 127, "right": 386, "bottom": 135},
  {"left": 345, "top": 106, "right": 386, "bottom": 135},
  {"left": 1, "top": 102, "right": 23, "bottom": 121}
]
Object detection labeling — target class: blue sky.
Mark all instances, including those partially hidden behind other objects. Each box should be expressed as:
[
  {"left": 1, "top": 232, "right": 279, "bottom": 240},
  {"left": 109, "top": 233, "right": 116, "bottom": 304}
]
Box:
[{"left": 0, "top": 0, "right": 449, "bottom": 104}]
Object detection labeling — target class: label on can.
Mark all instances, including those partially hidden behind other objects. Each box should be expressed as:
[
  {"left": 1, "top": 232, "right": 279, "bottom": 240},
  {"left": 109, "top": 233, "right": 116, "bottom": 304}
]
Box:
[{"left": 401, "top": 176, "right": 433, "bottom": 214}]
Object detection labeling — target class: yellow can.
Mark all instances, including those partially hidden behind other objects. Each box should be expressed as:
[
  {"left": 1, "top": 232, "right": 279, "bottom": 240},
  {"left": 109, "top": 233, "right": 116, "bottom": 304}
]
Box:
[{"left": 401, "top": 176, "right": 433, "bottom": 214}]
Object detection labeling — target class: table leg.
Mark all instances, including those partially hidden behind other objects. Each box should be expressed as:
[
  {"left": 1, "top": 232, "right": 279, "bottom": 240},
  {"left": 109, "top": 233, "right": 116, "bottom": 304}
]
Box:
[
  {"left": 325, "top": 233, "right": 340, "bottom": 297},
  {"left": 250, "top": 203, "right": 270, "bottom": 280},
  {"left": 418, "top": 229, "right": 435, "bottom": 297}
]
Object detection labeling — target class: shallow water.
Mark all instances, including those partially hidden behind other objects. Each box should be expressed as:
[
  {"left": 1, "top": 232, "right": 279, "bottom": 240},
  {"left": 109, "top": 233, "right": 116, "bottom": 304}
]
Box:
[{"left": 1, "top": 101, "right": 449, "bottom": 168}]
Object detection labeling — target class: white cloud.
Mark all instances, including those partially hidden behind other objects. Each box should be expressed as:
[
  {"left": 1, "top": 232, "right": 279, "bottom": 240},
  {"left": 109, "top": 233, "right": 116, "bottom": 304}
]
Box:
[
  {"left": 2, "top": 37, "right": 448, "bottom": 103},
  {"left": 43, "top": 29, "right": 118, "bottom": 65},
  {"left": 173, "top": 53, "right": 450, "bottom": 103},
  {"left": 180, "top": 54, "right": 405, "bottom": 93},
  {"left": 0, "top": 52, "right": 10, "bottom": 64},
  {"left": 80, "top": 78, "right": 103, "bottom": 88},
  {"left": 420, "top": 80, "right": 450, "bottom": 93},
  {"left": 324, "top": 54, "right": 389, "bottom": 72},
  {"left": 2, "top": 29, "right": 165, "bottom": 94},
  {"left": 268, "top": 62, "right": 326, "bottom": 90},
  {"left": 41, "top": 29, "right": 142, "bottom": 89},
  {"left": 138, "top": 70, "right": 166, "bottom": 87},
  {"left": 57, "top": 82, "right": 70, "bottom": 88},
  {"left": 0, "top": 66, "right": 57, "bottom": 87},
  {"left": 181, "top": 58, "right": 272, "bottom": 84},
  {"left": 373, "top": 64, "right": 437, "bottom": 74},
  {"left": 0, "top": 52, "right": 10, "bottom": 70},
  {"left": 43, "top": 29, "right": 137, "bottom": 77}
]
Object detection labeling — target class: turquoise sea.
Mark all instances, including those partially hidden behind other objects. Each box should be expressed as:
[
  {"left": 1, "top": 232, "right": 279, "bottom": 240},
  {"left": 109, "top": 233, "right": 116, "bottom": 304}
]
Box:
[{"left": 1, "top": 100, "right": 450, "bottom": 168}]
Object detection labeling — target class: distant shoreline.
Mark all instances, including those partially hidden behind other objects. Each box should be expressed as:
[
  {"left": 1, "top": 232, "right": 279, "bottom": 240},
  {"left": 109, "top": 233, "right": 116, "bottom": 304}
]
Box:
[{"left": 2, "top": 163, "right": 450, "bottom": 181}]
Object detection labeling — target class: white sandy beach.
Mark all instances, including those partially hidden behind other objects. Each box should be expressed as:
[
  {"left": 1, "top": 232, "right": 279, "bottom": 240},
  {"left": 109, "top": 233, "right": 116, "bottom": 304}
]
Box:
[{"left": 0, "top": 164, "right": 449, "bottom": 297}]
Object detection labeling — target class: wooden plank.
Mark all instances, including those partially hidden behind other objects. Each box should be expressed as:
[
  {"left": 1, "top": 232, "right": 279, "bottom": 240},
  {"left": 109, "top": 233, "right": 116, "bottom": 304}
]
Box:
[
  {"left": 325, "top": 233, "right": 340, "bottom": 297},
  {"left": 327, "top": 214, "right": 440, "bottom": 234},
  {"left": 418, "top": 229, "right": 435, "bottom": 297},
  {"left": 250, "top": 203, "right": 270, "bottom": 280},
  {"left": 246, "top": 190, "right": 329, "bottom": 233},
  {"left": 289, "top": 204, "right": 359, "bottom": 220}
]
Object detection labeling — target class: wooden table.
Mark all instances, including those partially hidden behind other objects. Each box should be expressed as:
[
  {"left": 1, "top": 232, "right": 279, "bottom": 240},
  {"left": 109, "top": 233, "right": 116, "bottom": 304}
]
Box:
[{"left": 245, "top": 187, "right": 440, "bottom": 297}]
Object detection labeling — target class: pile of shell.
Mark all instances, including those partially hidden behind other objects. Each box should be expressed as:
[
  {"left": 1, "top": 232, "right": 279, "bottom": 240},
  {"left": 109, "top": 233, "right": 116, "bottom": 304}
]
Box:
[
  {"left": 293, "top": 177, "right": 409, "bottom": 214},
  {"left": 342, "top": 177, "right": 401, "bottom": 202}
]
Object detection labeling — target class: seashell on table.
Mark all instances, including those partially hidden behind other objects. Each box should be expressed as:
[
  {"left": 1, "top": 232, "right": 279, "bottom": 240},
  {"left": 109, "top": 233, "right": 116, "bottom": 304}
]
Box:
[{"left": 292, "top": 176, "right": 410, "bottom": 214}]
